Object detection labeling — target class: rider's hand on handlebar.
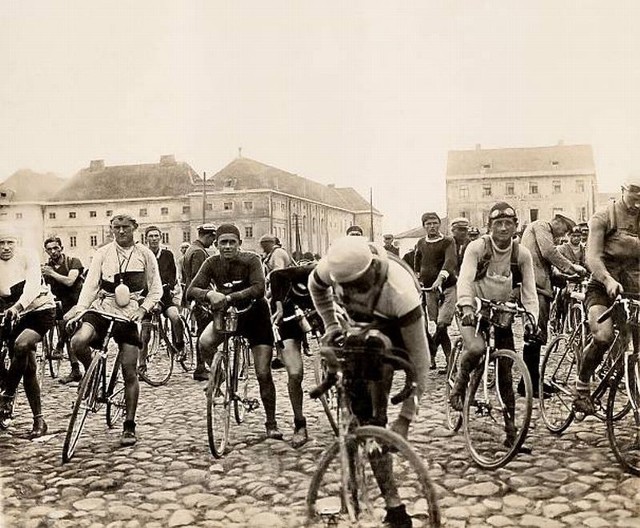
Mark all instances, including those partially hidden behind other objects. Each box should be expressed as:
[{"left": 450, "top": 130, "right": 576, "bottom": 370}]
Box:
[
  {"left": 604, "top": 277, "right": 624, "bottom": 299},
  {"left": 207, "top": 291, "right": 228, "bottom": 310},
  {"left": 6, "top": 303, "right": 21, "bottom": 321},
  {"left": 572, "top": 264, "right": 588, "bottom": 277},
  {"left": 130, "top": 307, "right": 148, "bottom": 323},
  {"left": 460, "top": 306, "right": 475, "bottom": 327},
  {"left": 320, "top": 324, "right": 343, "bottom": 346}
]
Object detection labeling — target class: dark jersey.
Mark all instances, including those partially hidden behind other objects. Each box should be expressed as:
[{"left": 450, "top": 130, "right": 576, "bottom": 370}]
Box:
[
  {"left": 269, "top": 264, "right": 316, "bottom": 315},
  {"left": 44, "top": 255, "right": 84, "bottom": 308}
]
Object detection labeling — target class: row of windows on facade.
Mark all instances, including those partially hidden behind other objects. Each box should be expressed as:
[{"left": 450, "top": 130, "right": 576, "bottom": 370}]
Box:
[
  {"left": 458, "top": 205, "right": 589, "bottom": 225},
  {"left": 458, "top": 179, "right": 587, "bottom": 199}
]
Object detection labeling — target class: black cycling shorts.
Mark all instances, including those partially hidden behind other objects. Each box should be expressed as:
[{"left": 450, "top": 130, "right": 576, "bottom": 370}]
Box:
[
  {"left": 12, "top": 308, "right": 56, "bottom": 342},
  {"left": 82, "top": 312, "right": 142, "bottom": 348}
]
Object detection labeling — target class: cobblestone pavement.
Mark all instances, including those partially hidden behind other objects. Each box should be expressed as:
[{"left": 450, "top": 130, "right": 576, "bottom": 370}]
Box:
[{"left": 2, "top": 336, "right": 640, "bottom": 528}]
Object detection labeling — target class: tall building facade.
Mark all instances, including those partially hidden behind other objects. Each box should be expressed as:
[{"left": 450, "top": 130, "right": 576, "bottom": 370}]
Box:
[
  {"left": 0, "top": 156, "right": 382, "bottom": 263},
  {"left": 446, "top": 143, "right": 597, "bottom": 229}
]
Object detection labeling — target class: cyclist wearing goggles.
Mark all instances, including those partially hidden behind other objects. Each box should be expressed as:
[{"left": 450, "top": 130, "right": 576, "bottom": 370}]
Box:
[
  {"left": 521, "top": 211, "right": 587, "bottom": 398},
  {"left": 574, "top": 175, "right": 640, "bottom": 413}
]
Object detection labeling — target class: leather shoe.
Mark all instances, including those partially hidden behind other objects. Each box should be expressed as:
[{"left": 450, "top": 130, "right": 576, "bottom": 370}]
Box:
[
  {"left": 193, "top": 367, "right": 209, "bottom": 382},
  {"left": 28, "top": 417, "right": 48, "bottom": 439}
]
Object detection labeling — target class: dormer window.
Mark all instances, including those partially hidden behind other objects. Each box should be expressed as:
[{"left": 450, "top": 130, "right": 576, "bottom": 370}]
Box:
[
  {"left": 551, "top": 161, "right": 559, "bottom": 166},
  {"left": 223, "top": 178, "right": 235, "bottom": 189}
]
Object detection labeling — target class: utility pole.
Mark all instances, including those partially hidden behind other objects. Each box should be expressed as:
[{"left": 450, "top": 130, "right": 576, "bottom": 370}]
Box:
[
  {"left": 369, "top": 187, "right": 374, "bottom": 242},
  {"left": 202, "top": 171, "right": 207, "bottom": 225}
]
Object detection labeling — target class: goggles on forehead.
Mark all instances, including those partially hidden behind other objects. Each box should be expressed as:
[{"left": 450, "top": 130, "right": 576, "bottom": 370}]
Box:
[
  {"left": 489, "top": 207, "right": 516, "bottom": 219},
  {"left": 623, "top": 184, "right": 640, "bottom": 194}
]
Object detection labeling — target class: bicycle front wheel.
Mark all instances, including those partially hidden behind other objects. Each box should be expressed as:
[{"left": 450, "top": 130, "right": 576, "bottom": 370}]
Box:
[
  {"left": 232, "top": 337, "right": 251, "bottom": 424},
  {"left": 207, "top": 352, "right": 231, "bottom": 458},
  {"left": 540, "top": 335, "right": 576, "bottom": 434},
  {"left": 313, "top": 352, "right": 339, "bottom": 436},
  {"left": 176, "top": 315, "right": 195, "bottom": 372},
  {"left": 62, "top": 355, "right": 103, "bottom": 463},
  {"left": 307, "top": 425, "right": 440, "bottom": 527},
  {"left": 464, "top": 349, "right": 533, "bottom": 470},
  {"left": 139, "top": 323, "right": 174, "bottom": 387},
  {"left": 606, "top": 355, "right": 640, "bottom": 476},
  {"left": 445, "top": 338, "right": 463, "bottom": 432}
]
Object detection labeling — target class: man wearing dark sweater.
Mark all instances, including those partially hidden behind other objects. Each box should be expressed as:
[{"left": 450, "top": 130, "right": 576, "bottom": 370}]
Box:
[{"left": 414, "top": 212, "right": 457, "bottom": 370}]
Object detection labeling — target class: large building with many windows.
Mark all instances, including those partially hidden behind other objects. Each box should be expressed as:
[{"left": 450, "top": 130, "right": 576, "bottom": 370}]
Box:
[
  {"left": 0, "top": 155, "right": 381, "bottom": 263},
  {"left": 446, "top": 143, "right": 597, "bottom": 229}
]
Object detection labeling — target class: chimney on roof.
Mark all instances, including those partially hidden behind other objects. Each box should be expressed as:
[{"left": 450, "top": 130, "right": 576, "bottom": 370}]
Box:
[
  {"left": 160, "top": 155, "right": 176, "bottom": 166},
  {"left": 89, "top": 160, "right": 105, "bottom": 171},
  {"left": 557, "top": 140, "right": 564, "bottom": 146},
  {"left": 475, "top": 144, "right": 481, "bottom": 151}
]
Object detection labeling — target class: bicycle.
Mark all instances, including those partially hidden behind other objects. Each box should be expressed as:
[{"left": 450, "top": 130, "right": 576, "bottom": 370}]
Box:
[
  {"left": 540, "top": 289, "right": 635, "bottom": 432},
  {"left": 35, "top": 302, "right": 67, "bottom": 380},
  {"left": 61, "top": 309, "right": 128, "bottom": 463},
  {"left": 445, "top": 298, "right": 534, "bottom": 469},
  {"left": 0, "top": 313, "right": 17, "bottom": 430},
  {"left": 548, "top": 274, "right": 586, "bottom": 338},
  {"left": 138, "top": 304, "right": 194, "bottom": 386},
  {"left": 206, "top": 303, "right": 259, "bottom": 458},
  {"left": 306, "top": 327, "right": 441, "bottom": 527}
]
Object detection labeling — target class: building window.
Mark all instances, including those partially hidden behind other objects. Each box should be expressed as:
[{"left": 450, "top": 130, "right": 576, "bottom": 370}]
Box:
[
  {"left": 530, "top": 209, "right": 539, "bottom": 222},
  {"left": 459, "top": 186, "right": 469, "bottom": 199},
  {"left": 223, "top": 202, "right": 233, "bottom": 211},
  {"left": 553, "top": 181, "right": 561, "bottom": 194},
  {"left": 529, "top": 182, "right": 538, "bottom": 195},
  {"left": 89, "top": 210, "right": 97, "bottom": 218},
  {"left": 281, "top": 203, "right": 285, "bottom": 212},
  {"left": 551, "top": 160, "right": 559, "bottom": 167},
  {"left": 480, "top": 163, "right": 492, "bottom": 171},
  {"left": 70, "top": 236, "right": 77, "bottom": 247},
  {"left": 578, "top": 206, "right": 587, "bottom": 222},
  {"left": 162, "top": 233, "right": 169, "bottom": 244},
  {"left": 576, "top": 180, "right": 585, "bottom": 193},
  {"left": 243, "top": 201, "right": 253, "bottom": 211},
  {"left": 161, "top": 207, "right": 169, "bottom": 216},
  {"left": 90, "top": 235, "right": 98, "bottom": 247},
  {"left": 49, "top": 212, "right": 56, "bottom": 219},
  {"left": 106, "top": 210, "right": 113, "bottom": 217},
  {"left": 182, "top": 205, "right": 190, "bottom": 214},
  {"left": 15, "top": 212, "right": 22, "bottom": 219},
  {"left": 460, "top": 211, "right": 468, "bottom": 219},
  {"left": 482, "top": 184, "right": 492, "bottom": 197},
  {"left": 206, "top": 203, "right": 213, "bottom": 211},
  {"left": 505, "top": 183, "right": 514, "bottom": 195},
  {"left": 183, "top": 231, "right": 191, "bottom": 243},
  {"left": 245, "top": 226, "right": 253, "bottom": 239},
  {"left": 69, "top": 211, "right": 76, "bottom": 219},
  {"left": 139, "top": 208, "right": 148, "bottom": 217}
]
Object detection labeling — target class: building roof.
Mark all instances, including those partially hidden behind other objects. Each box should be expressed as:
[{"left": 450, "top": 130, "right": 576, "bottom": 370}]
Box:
[
  {"left": 52, "top": 156, "right": 197, "bottom": 202},
  {"left": 0, "top": 169, "right": 67, "bottom": 202},
  {"left": 447, "top": 144, "right": 596, "bottom": 177},
  {"left": 209, "top": 157, "right": 379, "bottom": 213}
]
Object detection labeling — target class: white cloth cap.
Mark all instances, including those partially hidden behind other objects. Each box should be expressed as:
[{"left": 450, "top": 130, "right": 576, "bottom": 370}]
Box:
[
  {"left": 0, "top": 223, "right": 19, "bottom": 241},
  {"left": 326, "top": 236, "right": 373, "bottom": 283}
]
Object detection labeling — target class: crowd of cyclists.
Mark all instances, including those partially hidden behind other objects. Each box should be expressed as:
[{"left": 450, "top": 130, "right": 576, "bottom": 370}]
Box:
[{"left": 0, "top": 173, "right": 639, "bottom": 527}]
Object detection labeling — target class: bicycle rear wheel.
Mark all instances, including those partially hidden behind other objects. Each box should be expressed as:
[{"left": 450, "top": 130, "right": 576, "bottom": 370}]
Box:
[
  {"left": 606, "top": 355, "right": 640, "bottom": 476},
  {"left": 464, "top": 349, "right": 533, "bottom": 470},
  {"left": 207, "top": 352, "right": 230, "bottom": 458},
  {"left": 62, "top": 355, "right": 103, "bottom": 463},
  {"left": 232, "top": 337, "right": 251, "bottom": 424},
  {"left": 540, "top": 334, "right": 576, "bottom": 434},
  {"left": 307, "top": 425, "right": 440, "bottom": 527},
  {"left": 445, "top": 338, "right": 463, "bottom": 432},
  {"left": 139, "top": 322, "right": 174, "bottom": 387},
  {"left": 313, "top": 352, "right": 339, "bottom": 436},
  {"left": 106, "top": 358, "right": 126, "bottom": 428}
]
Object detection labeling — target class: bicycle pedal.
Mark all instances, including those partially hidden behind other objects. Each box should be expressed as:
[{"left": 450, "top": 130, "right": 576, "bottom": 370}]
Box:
[{"left": 245, "top": 398, "right": 260, "bottom": 412}]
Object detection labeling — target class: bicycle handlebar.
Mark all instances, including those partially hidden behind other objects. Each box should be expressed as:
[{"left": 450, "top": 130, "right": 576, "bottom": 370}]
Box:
[
  {"left": 65, "top": 308, "right": 134, "bottom": 333},
  {"left": 309, "top": 345, "right": 417, "bottom": 406},
  {"left": 597, "top": 293, "right": 640, "bottom": 324}
]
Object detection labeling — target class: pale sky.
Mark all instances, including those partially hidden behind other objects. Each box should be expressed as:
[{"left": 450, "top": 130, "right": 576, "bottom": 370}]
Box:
[{"left": 2, "top": 1, "right": 639, "bottom": 232}]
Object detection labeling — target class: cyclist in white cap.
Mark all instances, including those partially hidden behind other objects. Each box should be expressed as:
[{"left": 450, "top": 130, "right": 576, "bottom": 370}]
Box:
[{"left": 309, "top": 236, "right": 429, "bottom": 528}]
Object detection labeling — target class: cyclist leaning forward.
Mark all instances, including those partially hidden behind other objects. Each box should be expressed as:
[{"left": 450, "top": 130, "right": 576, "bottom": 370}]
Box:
[
  {"left": 269, "top": 260, "right": 319, "bottom": 448},
  {"left": 574, "top": 175, "right": 640, "bottom": 414},
  {"left": 309, "top": 235, "right": 429, "bottom": 528},
  {"left": 186, "top": 223, "right": 284, "bottom": 440},
  {"left": 64, "top": 214, "right": 163, "bottom": 446},
  {"left": 0, "top": 224, "right": 56, "bottom": 438},
  {"left": 449, "top": 203, "right": 539, "bottom": 443}
]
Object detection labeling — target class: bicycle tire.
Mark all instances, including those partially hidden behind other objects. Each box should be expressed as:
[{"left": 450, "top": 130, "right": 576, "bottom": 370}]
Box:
[
  {"left": 464, "top": 348, "right": 533, "bottom": 470},
  {"left": 207, "top": 352, "right": 230, "bottom": 458},
  {"left": 106, "top": 358, "right": 126, "bottom": 428},
  {"left": 47, "top": 328, "right": 62, "bottom": 379},
  {"left": 606, "top": 355, "right": 640, "bottom": 476},
  {"left": 232, "top": 337, "right": 250, "bottom": 424},
  {"left": 176, "top": 315, "right": 195, "bottom": 372},
  {"left": 62, "top": 355, "right": 103, "bottom": 463},
  {"left": 539, "top": 335, "right": 576, "bottom": 434},
  {"left": 138, "top": 321, "right": 174, "bottom": 387},
  {"left": 313, "top": 352, "right": 339, "bottom": 436},
  {"left": 445, "top": 338, "right": 463, "bottom": 432},
  {"left": 306, "top": 425, "right": 441, "bottom": 527}
]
